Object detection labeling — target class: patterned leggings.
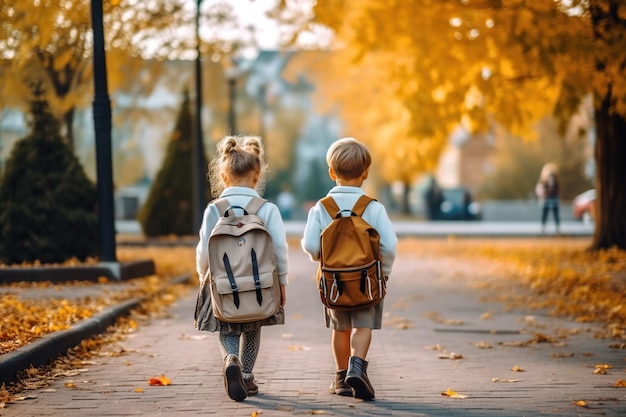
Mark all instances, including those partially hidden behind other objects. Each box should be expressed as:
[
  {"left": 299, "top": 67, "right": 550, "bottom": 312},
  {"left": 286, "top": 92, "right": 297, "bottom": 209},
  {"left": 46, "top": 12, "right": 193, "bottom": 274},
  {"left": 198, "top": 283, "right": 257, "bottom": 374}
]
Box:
[{"left": 219, "top": 330, "right": 261, "bottom": 374}]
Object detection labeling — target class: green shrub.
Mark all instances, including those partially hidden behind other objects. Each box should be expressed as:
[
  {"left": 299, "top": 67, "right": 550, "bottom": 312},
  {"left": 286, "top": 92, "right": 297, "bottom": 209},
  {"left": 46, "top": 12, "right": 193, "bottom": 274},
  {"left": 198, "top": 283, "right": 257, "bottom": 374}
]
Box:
[
  {"left": 138, "top": 91, "right": 203, "bottom": 237},
  {"left": 0, "top": 87, "right": 98, "bottom": 264}
]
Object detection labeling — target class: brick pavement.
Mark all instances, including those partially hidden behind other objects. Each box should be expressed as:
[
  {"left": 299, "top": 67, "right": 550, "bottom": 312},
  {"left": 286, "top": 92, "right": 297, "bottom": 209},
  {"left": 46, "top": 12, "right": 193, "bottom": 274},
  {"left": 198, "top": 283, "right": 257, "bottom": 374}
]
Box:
[{"left": 1, "top": 245, "right": 625, "bottom": 416}]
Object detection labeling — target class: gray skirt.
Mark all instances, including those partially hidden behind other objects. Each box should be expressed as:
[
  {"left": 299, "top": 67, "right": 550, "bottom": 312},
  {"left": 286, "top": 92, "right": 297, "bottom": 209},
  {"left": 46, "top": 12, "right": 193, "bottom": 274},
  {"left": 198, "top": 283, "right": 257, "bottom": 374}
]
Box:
[
  {"left": 194, "top": 279, "right": 284, "bottom": 335},
  {"left": 324, "top": 299, "right": 384, "bottom": 331}
]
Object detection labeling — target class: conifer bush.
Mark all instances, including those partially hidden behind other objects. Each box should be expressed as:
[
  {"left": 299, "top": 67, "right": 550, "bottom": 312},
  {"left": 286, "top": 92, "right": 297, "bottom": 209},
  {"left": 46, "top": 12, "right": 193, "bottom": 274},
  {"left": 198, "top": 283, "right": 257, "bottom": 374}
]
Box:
[
  {"left": 138, "top": 91, "right": 202, "bottom": 237},
  {"left": 0, "top": 86, "right": 98, "bottom": 264}
]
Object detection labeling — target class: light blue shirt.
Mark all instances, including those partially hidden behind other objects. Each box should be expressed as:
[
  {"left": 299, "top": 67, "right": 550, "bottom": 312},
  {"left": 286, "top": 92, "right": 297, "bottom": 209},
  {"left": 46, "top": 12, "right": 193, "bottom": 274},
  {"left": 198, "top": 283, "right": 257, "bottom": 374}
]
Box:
[
  {"left": 301, "top": 186, "right": 397, "bottom": 277},
  {"left": 196, "top": 187, "right": 289, "bottom": 286}
]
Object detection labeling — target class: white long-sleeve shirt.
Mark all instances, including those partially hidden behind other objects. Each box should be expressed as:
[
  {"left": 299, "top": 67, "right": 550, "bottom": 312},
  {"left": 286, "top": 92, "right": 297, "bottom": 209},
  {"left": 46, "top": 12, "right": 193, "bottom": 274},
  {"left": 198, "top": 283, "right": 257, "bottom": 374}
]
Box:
[
  {"left": 196, "top": 186, "right": 289, "bottom": 286},
  {"left": 301, "top": 186, "right": 397, "bottom": 277}
]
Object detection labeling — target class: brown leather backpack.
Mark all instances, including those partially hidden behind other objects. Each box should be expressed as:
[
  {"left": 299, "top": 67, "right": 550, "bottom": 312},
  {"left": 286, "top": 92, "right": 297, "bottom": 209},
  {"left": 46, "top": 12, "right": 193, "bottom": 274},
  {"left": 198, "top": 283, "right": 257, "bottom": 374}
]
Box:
[{"left": 316, "top": 195, "right": 385, "bottom": 310}]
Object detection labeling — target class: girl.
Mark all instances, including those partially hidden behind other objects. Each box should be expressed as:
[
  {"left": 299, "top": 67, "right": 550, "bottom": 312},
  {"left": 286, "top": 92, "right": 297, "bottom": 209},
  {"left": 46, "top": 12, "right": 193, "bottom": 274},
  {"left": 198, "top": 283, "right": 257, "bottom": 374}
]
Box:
[
  {"left": 195, "top": 135, "right": 288, "bottom": 401},
  {"left": 536, "top": 163, "right": 560, "bottom": 235}
]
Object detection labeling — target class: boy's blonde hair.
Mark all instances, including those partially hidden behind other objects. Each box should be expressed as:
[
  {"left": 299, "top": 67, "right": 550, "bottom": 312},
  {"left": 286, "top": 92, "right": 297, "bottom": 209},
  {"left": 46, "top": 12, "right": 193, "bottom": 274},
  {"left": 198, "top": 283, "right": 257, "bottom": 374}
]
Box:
[
  {"left": 326, "top": 137, "right": 372, "bottom": 180},
  {"left": 208, "top": 135, "right": 267, "bottom": 197}
]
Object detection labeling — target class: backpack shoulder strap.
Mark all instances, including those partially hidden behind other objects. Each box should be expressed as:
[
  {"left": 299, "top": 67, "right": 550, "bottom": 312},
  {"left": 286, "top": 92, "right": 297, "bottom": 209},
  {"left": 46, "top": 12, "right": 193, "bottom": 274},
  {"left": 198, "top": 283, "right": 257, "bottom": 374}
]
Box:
[
  {"left": 352, "top": 195, "right": 375, "bottom": 217},
  {"left": 214, "top": 198, "right": 230, "bottom": 217},
  {"left": 319, "top": 196, "right": 341, "bottom": 218},
  {"left": 244, "top": 196, "right": 267, "bottom": 215}
]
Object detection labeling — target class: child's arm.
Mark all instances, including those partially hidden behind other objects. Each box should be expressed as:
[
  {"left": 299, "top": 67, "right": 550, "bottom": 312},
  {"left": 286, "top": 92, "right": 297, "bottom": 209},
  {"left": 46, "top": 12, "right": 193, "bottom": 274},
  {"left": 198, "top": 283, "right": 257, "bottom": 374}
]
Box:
[
  {"left": 195, "top": 204, "right": 220, "bottom": 281},
  {"left": 373, "top": 204, "right": 398, "bottom": 277},
  {"left": 301, "top": 203, "right": 323, "bottom": 262},
  {"left": 264, "top": 203, "right": 289, "bottom": 286}
]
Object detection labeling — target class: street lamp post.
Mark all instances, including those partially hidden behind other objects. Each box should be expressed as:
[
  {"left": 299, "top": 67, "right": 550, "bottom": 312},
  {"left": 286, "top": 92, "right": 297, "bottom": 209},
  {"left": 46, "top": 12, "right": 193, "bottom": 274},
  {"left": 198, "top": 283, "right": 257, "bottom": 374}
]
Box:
[
  {"left": 193, "top": 0, "right": 206, "bottom": 231},
  {"left": 225, "top": 67, "right": 238, "bottom": 135},
  {"left": 90, "top": 0, "right": 116, "bottom": 262}
]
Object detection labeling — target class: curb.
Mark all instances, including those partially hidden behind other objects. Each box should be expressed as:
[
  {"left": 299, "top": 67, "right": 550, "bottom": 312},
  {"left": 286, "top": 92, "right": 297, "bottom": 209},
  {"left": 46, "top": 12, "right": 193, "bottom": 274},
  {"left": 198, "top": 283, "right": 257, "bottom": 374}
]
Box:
[
  {"left": 0, "top": 260, "right": 156, "bottom": 283},
  {"left": 0, "top": 273, "right": 191, "bottom": 386}
]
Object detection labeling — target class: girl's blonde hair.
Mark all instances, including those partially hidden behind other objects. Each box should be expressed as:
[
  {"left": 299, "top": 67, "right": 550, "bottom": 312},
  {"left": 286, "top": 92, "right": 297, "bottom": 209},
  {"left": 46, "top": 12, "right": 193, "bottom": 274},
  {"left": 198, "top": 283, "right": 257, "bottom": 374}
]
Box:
[
  {"left": 326, "top": 137, "right": 372, "bottom": 180},
  {"left": 208, "top": 135, "right": 267, "bottom": 197},
  {"left": 539, "top": 162, "right": 558, "bottom": 182}
]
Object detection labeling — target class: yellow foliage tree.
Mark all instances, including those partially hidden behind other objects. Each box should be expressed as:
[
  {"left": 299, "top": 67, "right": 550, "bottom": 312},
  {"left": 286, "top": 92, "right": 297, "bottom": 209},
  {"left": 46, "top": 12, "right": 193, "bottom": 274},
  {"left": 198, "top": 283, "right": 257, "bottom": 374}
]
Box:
[
  {"left": 282, "top": 0, "right": 625, "bottom": 250},
  {"left": 0, "top": 1, "right": 191, "bottom": 149}
]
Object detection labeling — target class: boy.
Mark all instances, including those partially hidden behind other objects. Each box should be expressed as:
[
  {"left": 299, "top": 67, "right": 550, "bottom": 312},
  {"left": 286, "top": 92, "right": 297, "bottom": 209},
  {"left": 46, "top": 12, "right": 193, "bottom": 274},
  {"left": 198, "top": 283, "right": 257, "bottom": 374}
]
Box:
[{"left": 301, "top": 137, "right": 397, "bottom": 400}]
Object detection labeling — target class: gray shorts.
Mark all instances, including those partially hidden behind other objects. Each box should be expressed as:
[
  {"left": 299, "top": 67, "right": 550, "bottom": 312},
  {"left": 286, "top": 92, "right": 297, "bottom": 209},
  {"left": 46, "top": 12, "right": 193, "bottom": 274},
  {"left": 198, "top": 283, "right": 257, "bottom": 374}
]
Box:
[{"left": 324, "top": 299, "right": 384, "bottom": 330}]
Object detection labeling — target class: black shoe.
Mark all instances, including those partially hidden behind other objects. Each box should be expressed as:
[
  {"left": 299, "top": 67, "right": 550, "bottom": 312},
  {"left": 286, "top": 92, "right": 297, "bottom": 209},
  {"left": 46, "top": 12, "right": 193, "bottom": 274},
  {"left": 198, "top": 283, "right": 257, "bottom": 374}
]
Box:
[
  {"left": 329, "top": 369, "right": 353, "bottom": 396},
  {"left": 345, "top": 356, "right": 375, "bottom": 400},
  {"left": 223, "top": 354, "right": 247, "bottom": 401}
]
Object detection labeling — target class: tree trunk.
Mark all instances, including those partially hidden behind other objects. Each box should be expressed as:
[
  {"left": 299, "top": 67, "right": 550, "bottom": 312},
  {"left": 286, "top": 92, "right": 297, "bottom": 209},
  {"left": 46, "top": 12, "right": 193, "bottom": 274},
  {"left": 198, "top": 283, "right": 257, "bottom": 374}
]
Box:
[
  {"left": 589, "top": 1, "right": 626, "bottom": 250},
  {"left": 591, "top": 99, "right": 626, "bottom": 250}
]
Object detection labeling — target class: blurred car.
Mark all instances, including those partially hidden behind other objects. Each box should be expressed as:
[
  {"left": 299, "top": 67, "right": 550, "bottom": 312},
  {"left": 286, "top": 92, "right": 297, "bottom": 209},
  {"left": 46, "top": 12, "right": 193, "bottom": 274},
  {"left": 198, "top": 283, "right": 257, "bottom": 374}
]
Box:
[
  {"left": 572, "top": 189, "right": 596, "bottom": 224},
  {"left": 438, "top": 187, "right": 482, "bottom": 221}
]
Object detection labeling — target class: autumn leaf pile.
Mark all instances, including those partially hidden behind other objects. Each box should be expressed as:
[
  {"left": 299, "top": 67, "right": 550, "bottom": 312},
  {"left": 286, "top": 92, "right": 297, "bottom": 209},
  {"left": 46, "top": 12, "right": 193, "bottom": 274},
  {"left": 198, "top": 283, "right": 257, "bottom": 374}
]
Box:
[
  {"left": 0, "top": 246, "right": 196, "bottom": 355},
  {"left": 479, "top": 241, "right": 625, "bottom": 338},
  {"left": 406, "top": 237, "right": 626, "bottom": 339}
]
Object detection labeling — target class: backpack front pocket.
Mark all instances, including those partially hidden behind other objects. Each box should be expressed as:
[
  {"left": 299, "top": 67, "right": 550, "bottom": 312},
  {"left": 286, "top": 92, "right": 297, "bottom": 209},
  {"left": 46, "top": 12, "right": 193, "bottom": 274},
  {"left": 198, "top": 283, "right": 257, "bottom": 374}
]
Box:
[{"left": 318, "top": 260, "right": 384, "bottom": 310}]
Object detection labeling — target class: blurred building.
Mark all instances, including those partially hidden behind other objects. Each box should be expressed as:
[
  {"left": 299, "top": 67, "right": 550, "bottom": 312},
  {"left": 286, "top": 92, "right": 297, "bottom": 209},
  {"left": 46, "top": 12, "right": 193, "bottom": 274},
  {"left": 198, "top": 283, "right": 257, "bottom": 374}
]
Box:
[{"left": 437, "top": 126, "right": 496, "bottom": 197}]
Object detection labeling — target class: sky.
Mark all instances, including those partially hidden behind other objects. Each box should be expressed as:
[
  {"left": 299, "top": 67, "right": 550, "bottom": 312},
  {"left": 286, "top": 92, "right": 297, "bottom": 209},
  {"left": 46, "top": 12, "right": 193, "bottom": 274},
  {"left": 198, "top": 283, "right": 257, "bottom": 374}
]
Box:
[{"left": 198, "top": 0, "right": 329, "bottom": 59}]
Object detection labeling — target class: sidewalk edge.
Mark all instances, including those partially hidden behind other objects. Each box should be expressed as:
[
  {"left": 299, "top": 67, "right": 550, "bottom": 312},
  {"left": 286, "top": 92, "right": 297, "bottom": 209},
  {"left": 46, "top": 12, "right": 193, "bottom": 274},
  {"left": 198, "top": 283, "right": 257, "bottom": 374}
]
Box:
[{"left": 0, "top": 273, "right": 191, "bottom": 386}]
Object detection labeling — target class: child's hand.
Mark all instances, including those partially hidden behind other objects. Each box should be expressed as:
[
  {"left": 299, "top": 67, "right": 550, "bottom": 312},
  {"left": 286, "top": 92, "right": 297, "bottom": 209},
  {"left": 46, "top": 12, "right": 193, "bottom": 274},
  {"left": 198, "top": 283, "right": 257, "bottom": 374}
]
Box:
[{"left": 280, "top": 285, "right": 287, "bottom": 307}]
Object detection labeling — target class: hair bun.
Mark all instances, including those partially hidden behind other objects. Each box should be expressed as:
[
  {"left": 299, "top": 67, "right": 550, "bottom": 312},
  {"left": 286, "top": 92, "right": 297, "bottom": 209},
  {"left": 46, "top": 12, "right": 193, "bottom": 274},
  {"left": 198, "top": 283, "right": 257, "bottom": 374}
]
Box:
[
  {"left": 222, "top": 137, "right": 238, "bottom": 154},
  {"left": 243, "top": 137, "right": 261, "bottom": 156}
]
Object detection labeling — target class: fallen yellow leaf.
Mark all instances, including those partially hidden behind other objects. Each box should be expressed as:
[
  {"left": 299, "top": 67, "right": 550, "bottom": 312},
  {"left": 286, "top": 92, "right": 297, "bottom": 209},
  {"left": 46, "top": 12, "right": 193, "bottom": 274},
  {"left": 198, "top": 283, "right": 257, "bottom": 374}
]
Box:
[
  {"left": 287, "top": 345, "right": 310, "bottom": 351},
  {"left": 134, "top": 387, "right": 144, "bottom": 393},
  {"left": 492, "top": 378, "right": 521, "bottom": 383},
  {"left": 441, "top": 388, "right": 468, "bottom": 399},
  {"left": 573, "top": 400, "right": 588, "bottom": 407},
  {"left": 615, "top": 379, "right": 626, "bottom": 388},
  {"left": 511, "top": 365, "right": 524, "bottom": 372},
  {"left": 64, "top": 382, "right": 77, "bottom": 389},
  {"left": 148, "top": 375, "right": 171, "bottom": 386},
  {"left": 438, "top": 352, "right": 464, "bottom": 360}
]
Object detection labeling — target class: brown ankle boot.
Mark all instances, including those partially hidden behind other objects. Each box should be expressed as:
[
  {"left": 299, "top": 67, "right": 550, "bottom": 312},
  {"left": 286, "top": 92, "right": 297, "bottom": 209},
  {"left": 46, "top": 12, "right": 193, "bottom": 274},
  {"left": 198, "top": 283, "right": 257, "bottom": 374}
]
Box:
[
  {"left": 329, "top": 369, "right": 352, "bottom": 396},
  {"left": 345, "top": 356, "right": 375, "bottom": 400},
  {"left": 243, "top": 373, "right": 258, "bottom": 395},
  {"left": 223, "top": 354, "right": 247, "bottom": 401}
]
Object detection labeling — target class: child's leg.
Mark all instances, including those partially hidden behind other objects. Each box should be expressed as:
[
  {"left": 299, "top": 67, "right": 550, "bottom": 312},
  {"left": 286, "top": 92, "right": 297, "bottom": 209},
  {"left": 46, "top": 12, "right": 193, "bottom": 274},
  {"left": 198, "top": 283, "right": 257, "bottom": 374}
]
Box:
[
  {"left": 332, "top": 329, "right": 351, "bottom": 370},
  {"left": 346, "top": 327, "right": 375, "bottom": 400},
  {"left": 240, "top": 329, "right": 261, "bottom": 395},
  {"left": 219, "top": 333, "right": 247, "bottom": 401},
  {"left": 240, "top": 329, "right": 261, "bottom": 374},
  {"left": 350, "top": 328, "right": 372, "bottom": 359},
  {"left": 219, "top": 333, "right": 240, "bottom": 358},
  {"left": 330, "top": 329, "right": 353, "bottom": 396}
]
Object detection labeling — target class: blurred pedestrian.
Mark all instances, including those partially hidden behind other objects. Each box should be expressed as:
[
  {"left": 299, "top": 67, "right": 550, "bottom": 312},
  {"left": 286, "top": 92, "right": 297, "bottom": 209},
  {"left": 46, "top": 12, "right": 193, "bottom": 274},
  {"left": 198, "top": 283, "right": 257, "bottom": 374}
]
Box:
[
  {"left": 276, "top": 184, "right": 296, "bottom": 220},
  {"left": 194, "top": 135, "right": 289, "bottom": 401},
  {"left": 536, "top": 163, "right": 560, "bottom": 234},
  {"left": 424, "top": 176, "right": 443, "bottom": 221}
]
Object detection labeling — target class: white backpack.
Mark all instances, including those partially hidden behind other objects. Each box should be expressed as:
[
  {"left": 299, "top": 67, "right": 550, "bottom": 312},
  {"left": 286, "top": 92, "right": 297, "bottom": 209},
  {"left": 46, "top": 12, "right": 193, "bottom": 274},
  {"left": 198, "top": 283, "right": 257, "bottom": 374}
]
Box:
[{"left": 205, "top": 197, "right": 281, "bottom": 323}]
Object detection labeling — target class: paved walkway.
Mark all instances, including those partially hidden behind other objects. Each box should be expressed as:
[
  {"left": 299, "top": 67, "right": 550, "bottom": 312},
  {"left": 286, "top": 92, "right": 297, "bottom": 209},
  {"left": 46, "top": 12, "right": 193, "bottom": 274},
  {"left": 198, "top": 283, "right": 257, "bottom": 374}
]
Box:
[{"left": 2, "top": 246, "right": 624, "bottom": 416}]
